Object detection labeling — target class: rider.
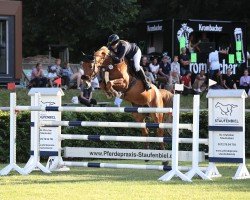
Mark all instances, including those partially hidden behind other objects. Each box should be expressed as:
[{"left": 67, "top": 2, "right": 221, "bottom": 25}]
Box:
[{"left": 107, "top": 34, "right": 151, "bottom": 91}]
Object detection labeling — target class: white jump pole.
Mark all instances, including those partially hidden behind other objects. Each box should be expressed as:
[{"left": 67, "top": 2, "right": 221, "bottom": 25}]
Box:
[
  {"left": 23, "top": 93, "right": 51, "bottom": 174},
  {"left": 158, "top": 94, "right": 192, "bottom": 182},
  {"left": 186, "top": 95, "right": 211, "bottom": 180},
  {"left": 0, "top": 93, "right": 26, "bottom": 175},
  {"left": 205, "top": 98, "right": 222, "bottom": 178}
]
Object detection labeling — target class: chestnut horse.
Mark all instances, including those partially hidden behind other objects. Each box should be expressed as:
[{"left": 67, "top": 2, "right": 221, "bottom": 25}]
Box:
[{"left": 82, "top": 46, "right": 173, "bottom": 149}]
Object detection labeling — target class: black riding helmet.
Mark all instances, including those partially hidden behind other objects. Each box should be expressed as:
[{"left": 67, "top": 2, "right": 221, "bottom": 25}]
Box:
[{"left": 107, "top": 34, "right": 119, "bottom": 47}]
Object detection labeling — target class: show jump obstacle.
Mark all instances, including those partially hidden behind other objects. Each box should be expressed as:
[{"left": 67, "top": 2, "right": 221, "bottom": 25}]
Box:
[{"left": 0, "top": 88, "right": 249, "bottom": 182}]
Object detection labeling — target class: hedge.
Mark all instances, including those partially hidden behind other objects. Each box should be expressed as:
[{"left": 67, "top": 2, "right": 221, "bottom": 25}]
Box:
[{"left": 0, "top": 111, "right": 249, "bottom": 163}]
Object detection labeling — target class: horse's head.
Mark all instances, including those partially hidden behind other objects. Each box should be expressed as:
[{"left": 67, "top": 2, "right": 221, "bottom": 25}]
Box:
[
  {"left": 82, "top": 46, "right": 111, "bottom": 80},
  {"left": 215, "top": 102, "right": 220, "bottom": 108}
]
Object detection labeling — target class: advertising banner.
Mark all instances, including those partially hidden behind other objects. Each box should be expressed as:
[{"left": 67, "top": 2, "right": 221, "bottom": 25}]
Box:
[{"left": 173, "top": 20, "right": 247, "bottom": 74}]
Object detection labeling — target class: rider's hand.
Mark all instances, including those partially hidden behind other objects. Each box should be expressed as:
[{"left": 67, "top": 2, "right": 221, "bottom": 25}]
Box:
[{"left": 112, "top": 56, "right": 121, "bottom": 64}]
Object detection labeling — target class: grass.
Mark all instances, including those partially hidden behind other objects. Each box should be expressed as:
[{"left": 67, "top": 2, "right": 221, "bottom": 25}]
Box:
[
  {"left": 1, "top": 88, "right": 249, "bottom": 109},
  {"left": 0, "top": 160, "right": 249, "bottom": 200}
]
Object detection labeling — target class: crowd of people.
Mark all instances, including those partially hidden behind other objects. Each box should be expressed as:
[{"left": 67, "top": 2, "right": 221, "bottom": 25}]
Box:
[
  {"left": 140, "top": 46, "right": 250, "bottom": 95},
  {"left": 29, "top": 58, "right": 98, "bottom": 107},
  {"left": 140, "top": 49, "right": 207, "bottom": 95}
]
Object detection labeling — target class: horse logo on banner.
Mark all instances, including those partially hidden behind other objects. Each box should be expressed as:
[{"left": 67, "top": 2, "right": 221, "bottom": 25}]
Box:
[{"left": 215, "top": 102, "right": 238, "bottom": 116}]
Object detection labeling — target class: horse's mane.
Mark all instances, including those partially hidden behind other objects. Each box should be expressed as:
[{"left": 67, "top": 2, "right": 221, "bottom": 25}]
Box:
[{"left": 95, "top": 46, "right": 109, "bottom": 56}]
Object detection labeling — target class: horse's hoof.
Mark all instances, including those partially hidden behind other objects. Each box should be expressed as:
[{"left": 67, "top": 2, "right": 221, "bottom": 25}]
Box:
[
  {"left": 105, "top": 93, "right": 113, "bottom": 99},
  {"left": 162, "top": 161, "right": 169, "bottom": 166},
  {"left": 116, "top": 92, "right": 122, "bottom": 98}
]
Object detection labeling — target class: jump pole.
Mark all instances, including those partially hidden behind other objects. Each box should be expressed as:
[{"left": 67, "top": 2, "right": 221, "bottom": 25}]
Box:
[
  {"left": 0, "top": 93, "right": 26, "bottom": 175},
  {"left": 23, "top": 92, "right": 51, "bottom": 174},
  {"left": 186, "top": 95, "right": 211, "bottom": 180},
  {"left": 158, "top": 94, "right": 192, "bottom": 182}
]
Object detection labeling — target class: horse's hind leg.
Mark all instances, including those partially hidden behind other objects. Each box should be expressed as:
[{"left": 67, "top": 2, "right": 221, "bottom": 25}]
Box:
[
  {"left": 132, "top": 113, "right": 149, "bottom": 149},
  {"left": 151, "top": 113, "right": 165, "bottom": 150}
]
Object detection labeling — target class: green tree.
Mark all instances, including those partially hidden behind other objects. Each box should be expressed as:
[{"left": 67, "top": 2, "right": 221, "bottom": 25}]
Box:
[{"left": 22, "top": 0, "right": 139, "bottom": 61}]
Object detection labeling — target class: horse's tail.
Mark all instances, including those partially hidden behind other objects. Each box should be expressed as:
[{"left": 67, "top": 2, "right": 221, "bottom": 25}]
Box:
[
  {"left": 231, "top": 104, "right": 238, "bottom": 108},
  {"left": 159, "top": 89, "right": 173, "bottom": 136}
]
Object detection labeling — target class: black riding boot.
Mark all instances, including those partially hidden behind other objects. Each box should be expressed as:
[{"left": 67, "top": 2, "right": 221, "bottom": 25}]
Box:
[{"left": 137, "top": 69, "right": 151, "bottom": 91}]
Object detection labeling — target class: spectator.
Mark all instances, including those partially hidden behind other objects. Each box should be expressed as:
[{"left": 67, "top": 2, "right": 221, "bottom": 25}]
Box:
[
  {"left": 222, "top": 68, "right": 237, "bottom": 89},
  {"left": 61, "top": 62, "right": 82, "bottom": 90},
  {"left": 171, "top": 56, "right": 181, "bottom": 75},
  {"left": 168, "top": 70, "right": 181, "bottom": 92},
  {"left": 210, "top": 69, "right": 224, "bottom": 89},
  {"left": 79, "top": 61, "right": 84, "bottom": 75},
  {"left": 200, "top": 32, "right": 209, "bottom": 43},
  {"left": 192, "top": 70, "right": 206, "bottom": 93},
  {"left": 239, "top": 69, "right": 250, "bottom": 94},
  {"left": 140, "top": 56, "right": 155, "bottom": 84},
  {"left": 47, "top": 59, "right": 61, "bottom": 87},
  {"left": 78, "top": 75, "right": 97, "bottom": 107},
  {"left": 179, "top": 47, "right": 190, "bottom": 76},
  {"left": 158, "top": 55, "right": 171, "bottom": 89},
  {"left": 29, "top": 63, "right": 47, "bottom": 88},
  {"left": 209, "top": 49, "right": 228, "bottom": 79},
  {"left": 188, "top": 34, "right": 200, "bottom": 53},
  {"left": 181, "top": 71, "right": 194, "bottom": 95},
  {"left": 149, "top": 57, "right": 160, "bottom": 80},
  {"left": 91, "top": 77, "right": 100, "bottom": 90},
  {"left": 208, "top": 50, "right": 220, "bottom": 79}
]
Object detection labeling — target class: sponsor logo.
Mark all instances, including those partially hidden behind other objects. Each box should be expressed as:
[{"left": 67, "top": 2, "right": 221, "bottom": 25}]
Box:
[
  {"left": 198, "top": 24, "right": 223, "bottom": 32},
  {"left": 147, "top": 24, "right": 162, "bottom": 32},
  {"left": 177, "top": 23, "right": 193, "bottom": 47},
  {"left": 40, "top": 115, "right": 56, "bottom": 119},
  {"left": 215, "top": 102, "right": 238, "bottom": 116},
  {"left": 41, "top": 101, "right": 56, "bottom": 106},
  {"left": 215, "top": 117, "right": 239, "bottom": 124},
  {"left": 189, "top": 59, "right": 238, "bottom": 74}
]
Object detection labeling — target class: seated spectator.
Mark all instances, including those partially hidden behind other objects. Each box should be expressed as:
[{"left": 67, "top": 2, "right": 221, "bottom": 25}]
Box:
[
  {"left": 192, "top": 70, "right": 206, "bottom": 93},
  {"left": 157, "top": 55, "right": 171, "bottom": 89},
  {"left": 222, "top": 68, "right": 237, "bottom": 89},
  {"left": 91, "top": 77, "right": 100, "bottom": 90},
  {"left": 141, "top": 56, "right": 155, "bottom": 84},
  {"left": 171, "top": 56, "right": 181, "bottom": 75},
  {"left": 29, "top": 63, "right": 47, "bottom": 88},
  {"left": 168, "top": 70, "right": 181, "bottom": 93},
  {"left": 181, "top": 71, "right": 194, "bottom": 95},
  {"left": 179, "top": 47, "right": 190, "bottom": 76},
  {"left": 61, "top": 62, "right": 82, "bottom": 90},
  {"left": 210, "top": 69, "right": 224, "bottom": 89},
  {"left": 78, "top": 75, "right": 97, "bottom": 107},
  {"left": 149, "top": 57, "right": 159, "bottom": 80},
  {"left": 239, "top": 69, "right": 250, "bottom": 94},
  {"left": 79, "top": 61, "right": 84, "bottom": 75},
  {"left": 47, "top": 58, "right": 61, "bottom": 87}
]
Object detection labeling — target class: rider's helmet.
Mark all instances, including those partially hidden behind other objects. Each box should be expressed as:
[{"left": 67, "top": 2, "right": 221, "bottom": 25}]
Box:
[{"left": 107, "top": 34, "right": 120, "bottom": 47}]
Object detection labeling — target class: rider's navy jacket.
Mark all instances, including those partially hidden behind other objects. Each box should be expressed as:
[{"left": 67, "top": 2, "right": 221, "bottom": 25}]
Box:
[{"left": 109, "top": 40, "right": 138, "bottom": 63}]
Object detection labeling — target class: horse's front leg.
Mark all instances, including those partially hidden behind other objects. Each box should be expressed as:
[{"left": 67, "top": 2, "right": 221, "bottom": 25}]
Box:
[
  {"left": 106, "top": 80, "right": 121, "bottom": 97},
  {"left": 100, "top": 81, "right": 113, "bottom": 99},
  {"left": 107, "top": 78, "right": 126, "bottom": 97}
]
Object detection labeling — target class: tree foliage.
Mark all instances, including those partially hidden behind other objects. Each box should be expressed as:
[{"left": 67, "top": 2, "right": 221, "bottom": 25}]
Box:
[
  {"left": 22, "top": 0, "right": 139, "bottom": 60},
  {"left": 21, "top": 0, "right": 250, "bottom": 61}
]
